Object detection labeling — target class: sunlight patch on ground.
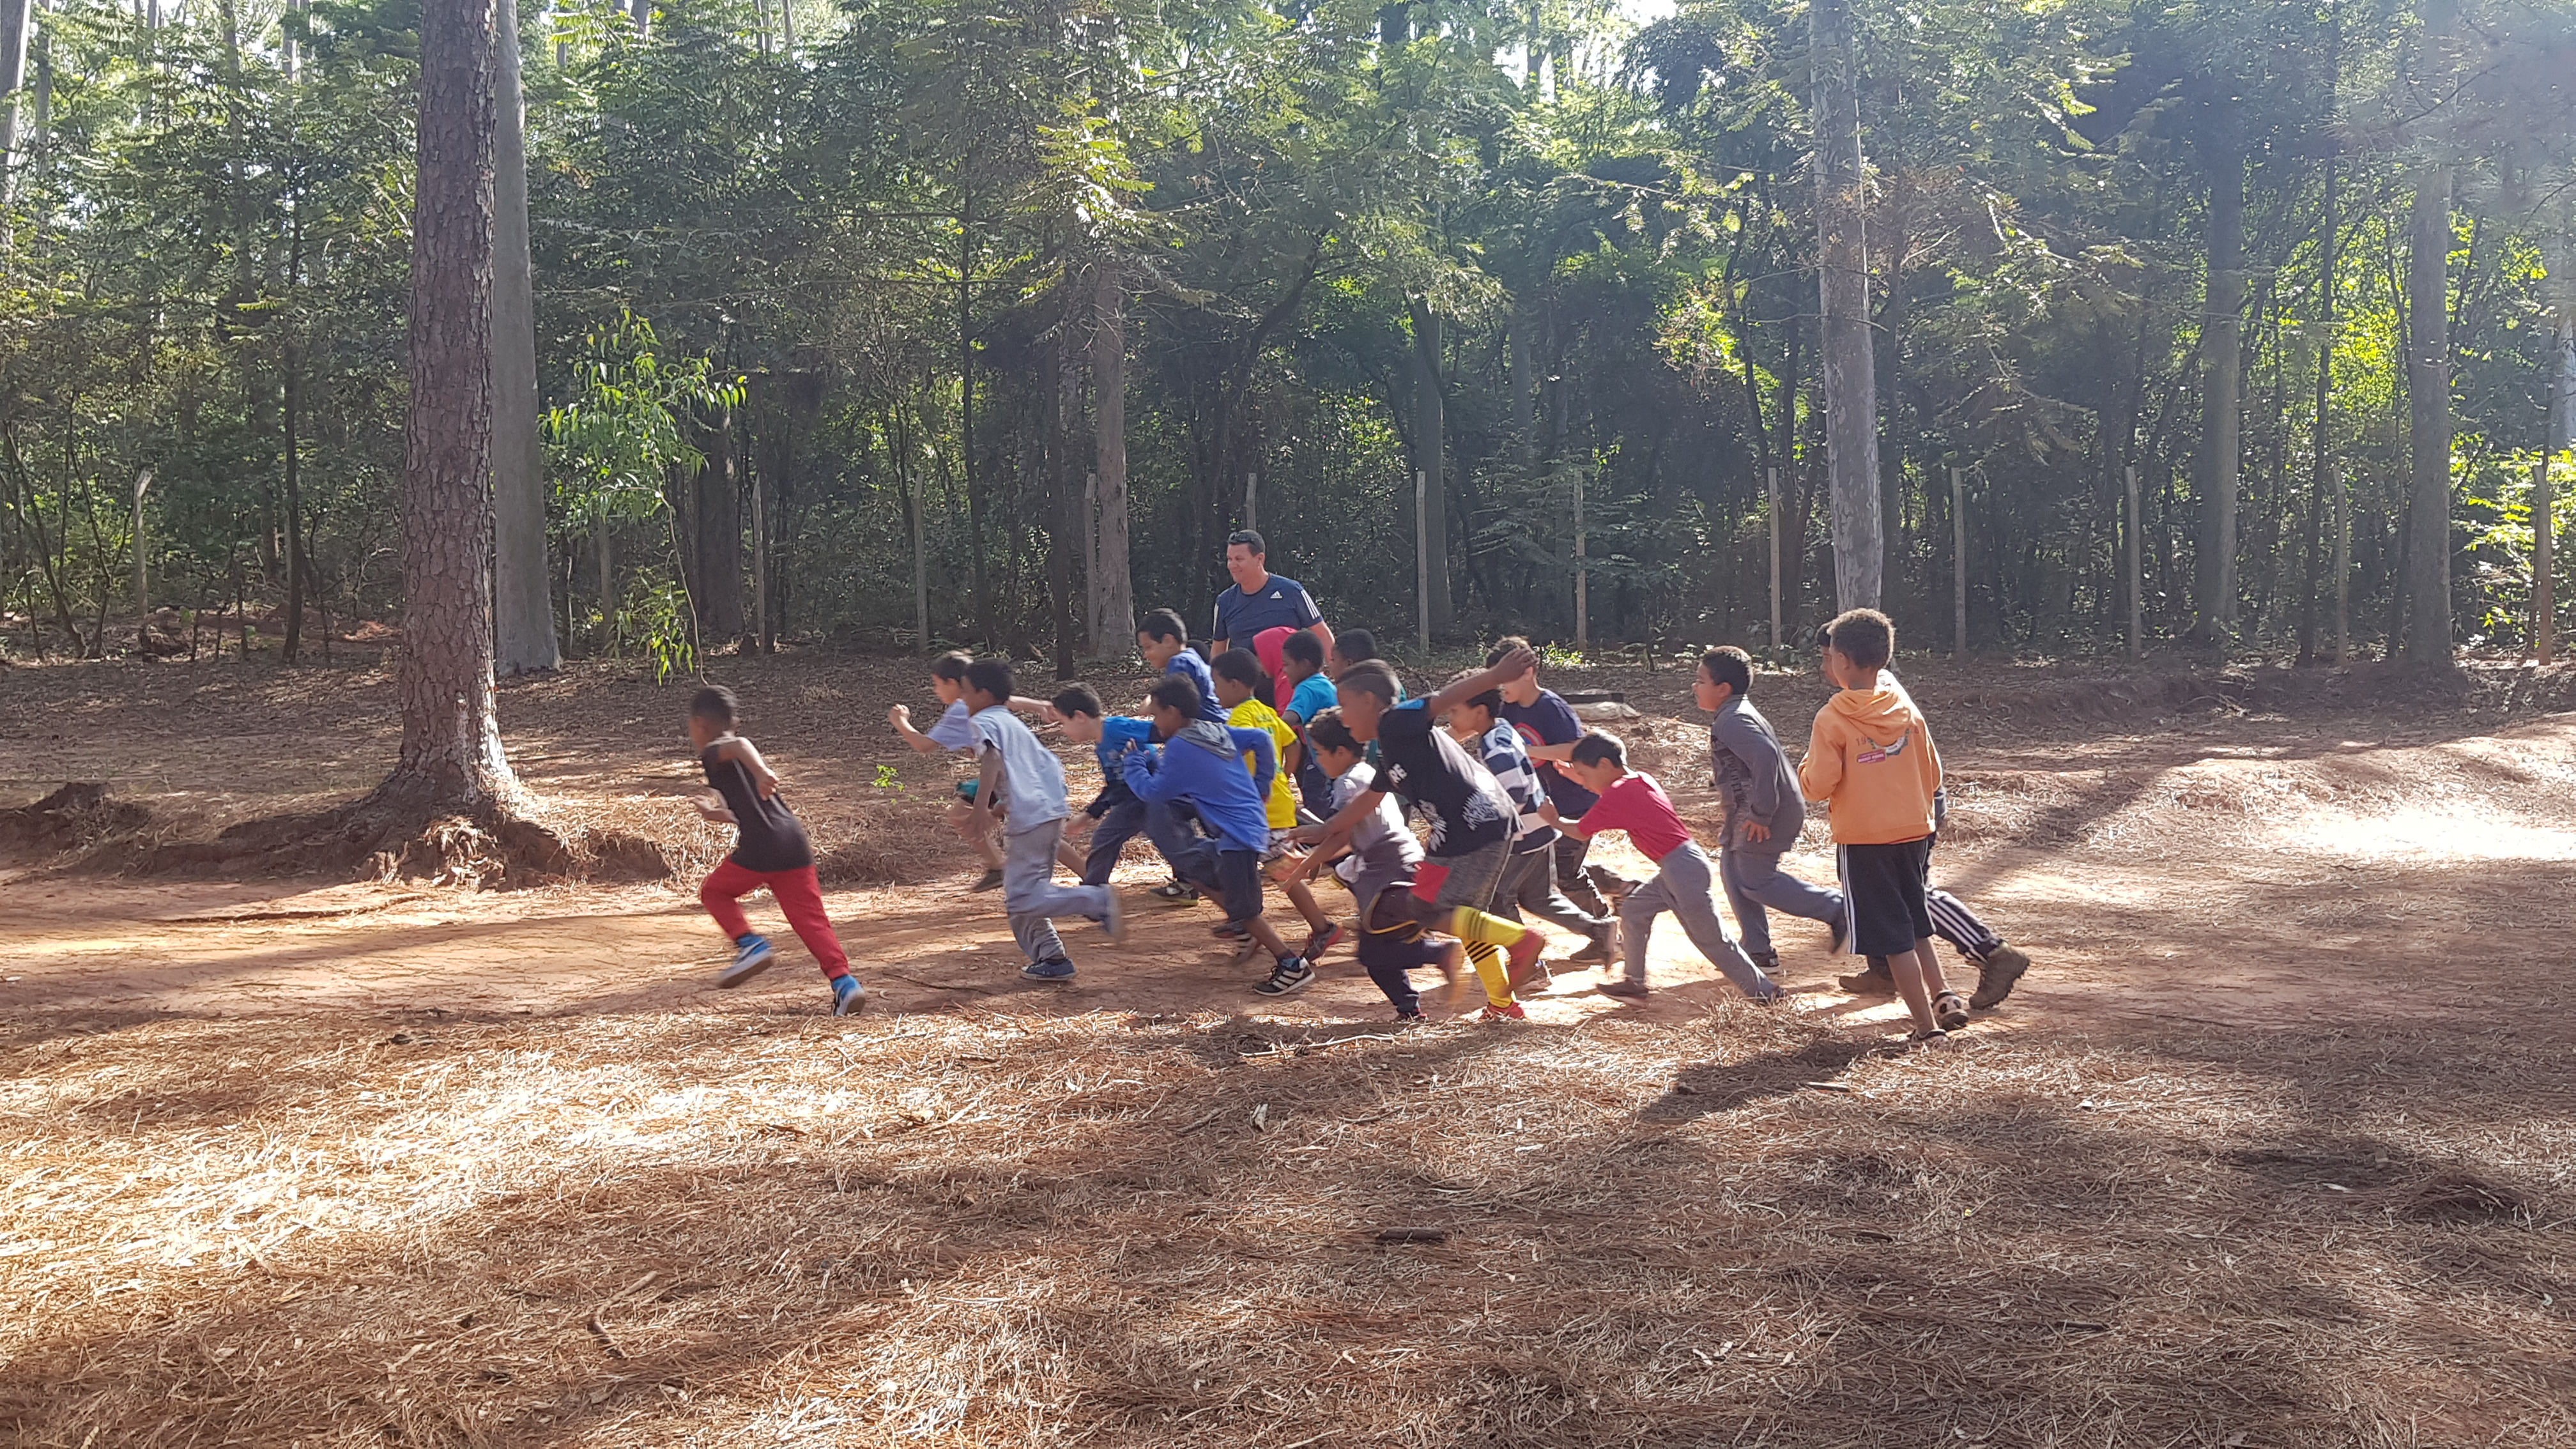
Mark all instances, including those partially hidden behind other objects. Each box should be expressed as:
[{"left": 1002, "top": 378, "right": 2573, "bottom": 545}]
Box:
[{"left": 2294, "top": 806, "right": 2576, "bottom": 861}]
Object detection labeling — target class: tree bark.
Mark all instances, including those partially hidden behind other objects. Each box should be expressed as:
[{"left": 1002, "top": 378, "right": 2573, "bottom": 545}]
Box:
[
  {"left": 1048, "top": 307, "right": 1080, "bottom": 679},
  {"left": 491, "top": 0, "right": 558, "bottom": 674},
  {"left": 693, "top": 406, "right": 744, "bottom": 647},
  {"left": 2191, "top": 145, "right": 2246, "bottom": 646},
  {"left": 0, "top": 0, "right": 33, "bottom": 224},
  {"left": 387, "top": 0, "right": 516, "bottom": 809},
  {"left": 1409, "top": 298, "right": 1452, "bottom": 633},
  {"left": 1092, "top": 263, "right": 1134, "bottom": 654},
  {"left": 1811, "top": 0, "right": 1881, "bottom": 613},
  {"left": 2403, "top": 163, "right": 2454, "bottom": 665},
  {"left": 282, "top": 351, "right": 305, "bottom": 661}
]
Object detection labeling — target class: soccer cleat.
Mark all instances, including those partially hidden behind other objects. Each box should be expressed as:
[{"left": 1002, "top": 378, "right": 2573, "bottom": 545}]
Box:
[
  {"left": 718, "top": 933, "right": 776, "bottom": 988},
  {"left": 969, "top": 868, "right": 1005, "bottom": 894},
  {"left": 1252, "top": 958, "right": 1315, "bottom": 997},
  {"left": 1476, "top": 1000, "right": 1527, "bottom": 1022},
  {"left": 831, "top": 975, "right": 868, "bottom": 1016},
  {"left": 1022, "top": 958, "right": 1077, "bottom": 982},
  {"left": 1837, "top": 968, "right": 1894, "bottom": 996},
  {"left": 1969, "top": 943, "right": 2030, "bottom": 1009},
  {"left": 1303, "top": 922, "right": 1346, "bottom": 961},
  {"left": 1099, "top": 887, "right": 1128, "bottom": 944},
  {"left": 1597, "top": 977, "right": 1650, "bottom": 1000}
]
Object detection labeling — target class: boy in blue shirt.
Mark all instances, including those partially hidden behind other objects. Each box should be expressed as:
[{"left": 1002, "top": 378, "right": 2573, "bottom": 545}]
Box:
[
  {"left": 961, "top": 660, "right": 1125, "bottom": 982},
  {"left": 1048, "top": 683, "right": 1198, "bottom": 891},
  {"left": 1121, "top": 675, "right": 1316, "bottom": 998},
  {"left": 1278, "top": 627, "right": 1340, "bottom": 814}
]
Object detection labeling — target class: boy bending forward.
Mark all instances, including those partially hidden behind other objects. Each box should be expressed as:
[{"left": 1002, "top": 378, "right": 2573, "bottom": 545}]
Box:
[{"left": 689, "top": 686, "right": 866, "bottom": 1016}]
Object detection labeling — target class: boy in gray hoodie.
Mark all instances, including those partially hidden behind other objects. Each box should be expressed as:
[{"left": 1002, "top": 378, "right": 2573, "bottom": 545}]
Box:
[{"left": 1696, "top": 646, "right": 1845, "bottom": 974}]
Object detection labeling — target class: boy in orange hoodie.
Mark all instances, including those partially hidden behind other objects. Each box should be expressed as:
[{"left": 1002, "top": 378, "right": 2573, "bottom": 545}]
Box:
[{"left": 1798, "top": 609, "right": 1969, "bottom": 1042}]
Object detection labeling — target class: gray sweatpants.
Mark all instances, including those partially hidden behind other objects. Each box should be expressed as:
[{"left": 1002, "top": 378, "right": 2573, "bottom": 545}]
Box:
[
  {"left": 1719, "top": 846, "right": 1844, "bottom": 958},
  {"left": 1494, "top": 847, "right": 1611, "bottom": 940},
  {"left": 1004, "top": 818, "right": 1110, "bottom": 967},
  {"left": 1621, "top": 841, "right": 1779, "bottom": 1000}
]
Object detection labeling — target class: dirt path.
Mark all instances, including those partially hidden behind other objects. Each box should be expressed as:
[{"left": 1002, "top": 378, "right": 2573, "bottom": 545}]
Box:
[{"left": 2, "top": 657, "right": 2572, "bottom": 1448}]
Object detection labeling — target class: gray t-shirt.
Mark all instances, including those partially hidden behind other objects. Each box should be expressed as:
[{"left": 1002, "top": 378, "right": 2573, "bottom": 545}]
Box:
[
  {"left": 972, "top": 705, "right": 1070, "bottom": 827},
  {"left": 1709, "top": 696, "right": 1805, "bottom": 852},
  {"left": 1332, "top": 763, "right": 1421, "bottom": 903}
]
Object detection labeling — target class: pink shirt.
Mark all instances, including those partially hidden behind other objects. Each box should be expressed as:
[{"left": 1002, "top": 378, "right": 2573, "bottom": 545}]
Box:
[{"left": 1583, "top": 772, "right": 1692, "bottom": 863}]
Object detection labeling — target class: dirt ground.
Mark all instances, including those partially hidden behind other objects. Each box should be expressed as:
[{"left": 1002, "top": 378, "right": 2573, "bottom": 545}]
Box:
[{"left": 2, "top": 649, "right": 2573, "bottom": 1447}]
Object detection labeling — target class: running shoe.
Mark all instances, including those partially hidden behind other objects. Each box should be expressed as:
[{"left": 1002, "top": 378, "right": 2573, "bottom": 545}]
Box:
[
  {"left": 969, "top": 868, "right": 1005, "bottom": 893},
  {"left": 1837, "top": 967, "right": 1894, "bottom": 996},
  {"left": 831, "top": 976, "right": 868, "bottom": 1016},
  {"left": 1022, "top": 958, "right": 1077, "bottom": 982},
  {"left": 1099, "top": 886, "right": 1128, "bottom": 944},
  {"left": 1477, "top": 1000, "right": 1528, "bottom": 1022},
  {"left": 1503, "top": 929, "right": 1547, "bottom": 995},
  {"left": 1252, "top": 958, "right": 1315, "bottom": 997},
  {"left": 1597, "top": 977, "right": 1650, "bottom": 1000},
  {"left": 718, "top": 933, "right": 776, "bottom": 988},
  {"left": 1564, "top": 926, "right": 1618, "bottom": 965},
  {"left": 1149, "top": 880, "right": 1199, "bottom": 905},
  {"left": 1302, "top": 922, "right": 1346, "bottom": 961}
]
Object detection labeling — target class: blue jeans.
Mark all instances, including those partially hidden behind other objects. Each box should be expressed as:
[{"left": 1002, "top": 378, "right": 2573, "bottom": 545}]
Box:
[{"left": 1718, "top": 846, "right": 1844, "bottom": 958}]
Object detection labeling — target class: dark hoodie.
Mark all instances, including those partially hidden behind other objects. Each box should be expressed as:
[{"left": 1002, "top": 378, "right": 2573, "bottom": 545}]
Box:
[{"left": 1123, "top": 721, "right": 1278, "bottom": 854}]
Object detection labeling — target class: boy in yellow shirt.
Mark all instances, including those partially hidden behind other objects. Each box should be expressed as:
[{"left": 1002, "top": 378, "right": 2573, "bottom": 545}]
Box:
[
  {"left": 1213, "top": 648, "right": 1344, "bottom": 962},
  {"left": 1798, "top": 609, "right": 1970, "bottom": 1043}
]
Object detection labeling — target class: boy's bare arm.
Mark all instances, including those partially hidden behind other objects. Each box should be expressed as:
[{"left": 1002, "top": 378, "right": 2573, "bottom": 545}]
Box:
[
  {"left": 1537, "top": 799, "right": 1593, "bottom": 841},
  {"left": 1283, "top": 788, "right": 1385, "bottom": 880},
  {"left": 691, "top": 789, "right": 737, "bottom": 824},
  {"left": 1525, "top": 740, "right": 1579, "bottom": 763},
  {"left": 888, "top": 705, "right": 941, "bottom": 753},
  {"left": 1423, "top": 644, "right": 1539, "bottom": 718},
  {"left": 719, "top": 737, "right": 783, "bottom": 797},
  {"left": 970, "top": 746, "right": 1004, "bottom": 832}
]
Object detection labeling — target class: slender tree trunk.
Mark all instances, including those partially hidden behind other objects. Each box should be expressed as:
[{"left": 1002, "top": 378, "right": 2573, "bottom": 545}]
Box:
[
  {"left": 2404, "top": 162, "right": 2454, "bottom": 664},
  {"left": 1811, "top": 0, "right": 1881, "bottom": 612},
  {"left": 693, "top": 407, "right": 744, "bottom": 647},
  {"left": 282, "top": 349, "right": 305, "bottom": 661},
  {"left": 2301, "top": 121, "right": 2337, "bottom": 668},
  {"left": 958, "top": 194, "right": 992, "bottom": 645},
  {"left": 0, "top": 0, "right": 33, "bottom": 230},
  {"left": 1509, "top": 299, "right": 1537, "bottom": 468},
  {"left": 384, "top": 0, "right": 515, "bottom": 808},
  {"left": 1409, "top": 298, "right": 1452, "bottom": 633},
  {"left": 1092, "top": 263, "right": 1133, "bottom": 654},
  {"left": 2192, "top": 143, "right": 2247, "bottom": 646},
  {"left": 1047, "top": 310, "right": 1079, "bottom": 679},
  {"left": 491, "top": 0, "right": 558, "bottom": 673}
]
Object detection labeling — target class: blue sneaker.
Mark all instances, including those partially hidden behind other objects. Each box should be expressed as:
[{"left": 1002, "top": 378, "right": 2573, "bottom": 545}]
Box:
[
  {"left": 718, "top": 933, "right": 776, "bottom": 988},
  {"left": 1022, "top": 958, "right": 1077, "bottom": 983},
  {"left": 831, "top": 975, "right": 868, "bottom": 1016}
]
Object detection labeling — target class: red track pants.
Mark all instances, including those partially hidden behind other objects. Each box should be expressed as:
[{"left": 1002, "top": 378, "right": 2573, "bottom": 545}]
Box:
[{"left": 700, "top": 860, "right": 851, "bottom": 979}]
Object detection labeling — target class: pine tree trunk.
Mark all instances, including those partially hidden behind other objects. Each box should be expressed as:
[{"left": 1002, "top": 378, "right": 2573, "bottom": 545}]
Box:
[
  {"left": 0, "top": 0, "right": 33, "bottom": 224},
  {"left": 491, "top": 0, "right": 558, "bottom": 674},
  {"left": 2191, "top": 146, "right": 2246, "bottom": 647},
  {"left": 2403, "top": 164, "right": 2454, "bottom": 665},
  {"left": 387, "top": 0, "right": 515, "bottom": 809},
  {"left": 1409, "top": 298, "right": 1452, "bottom": 633},
  {"left": 693, "top": 407, "right": 744, "bottom": 647},
  {"left": 1091, "top": 263, "right": 1134, "bottom": 654},
  {"left": 1811, "top": 0, "right": 1882, "bottom": 613}
]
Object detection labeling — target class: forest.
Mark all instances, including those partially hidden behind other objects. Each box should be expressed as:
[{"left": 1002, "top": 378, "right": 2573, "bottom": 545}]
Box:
[{"left": 0, "top": 0, "right": 2571, "bottom": 673}]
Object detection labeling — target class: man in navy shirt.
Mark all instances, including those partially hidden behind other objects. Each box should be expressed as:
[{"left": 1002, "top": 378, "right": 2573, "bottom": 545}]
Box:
[{"left": 1209, "top": 530, "right": 1334, "bottom": 663}]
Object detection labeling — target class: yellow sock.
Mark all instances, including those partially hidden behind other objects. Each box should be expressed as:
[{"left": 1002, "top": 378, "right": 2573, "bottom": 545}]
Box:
[
  {"left": 1448, "top": 907, "right": 1529, "bottom": 947},
  {"left": 1460, "top": 941, "right": 1512, "bottom": 1007},
  {"left": 1446, "top": 910, "right": 1526, "bottom": 1007}
]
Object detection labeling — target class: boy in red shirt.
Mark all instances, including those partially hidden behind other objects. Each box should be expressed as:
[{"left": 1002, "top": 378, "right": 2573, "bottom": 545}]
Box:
[{"left": 1544, "top": 731, "right": 1781, "bottom": 1004}]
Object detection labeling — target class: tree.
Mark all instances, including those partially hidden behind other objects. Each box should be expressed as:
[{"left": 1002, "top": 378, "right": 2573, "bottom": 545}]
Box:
[
  {"left": 492, "top": 0, "right": 558, "bottom": 674},
  {"left": 380, "top": 0, "right": 516, "bottom": 810},
  {"left": 1810, "top": 0, "right": 1880, "bottom": 611}
]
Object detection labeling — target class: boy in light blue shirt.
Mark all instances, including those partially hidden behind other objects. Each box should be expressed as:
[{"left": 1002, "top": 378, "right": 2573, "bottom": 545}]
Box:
[
  {"left": 1279, "top": 627, "right": 1340, "bottom": 814},
  {"left": 962, "top": 659, "right": 1124, "bottom": 982}
]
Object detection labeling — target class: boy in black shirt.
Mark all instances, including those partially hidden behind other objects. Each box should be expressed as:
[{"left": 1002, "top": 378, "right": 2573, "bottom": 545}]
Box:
[
  {"left": 688, "top": 686, "right": 866, "bottom": 1015},
  {"left": 1289, "top": 646, "right": 1545, "bottom": 1021}
]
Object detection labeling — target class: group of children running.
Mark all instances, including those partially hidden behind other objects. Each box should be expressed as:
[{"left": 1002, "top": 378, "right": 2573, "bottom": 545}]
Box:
[{"left": 685, "top": 603, "right": 2033, "bottom": 1045}]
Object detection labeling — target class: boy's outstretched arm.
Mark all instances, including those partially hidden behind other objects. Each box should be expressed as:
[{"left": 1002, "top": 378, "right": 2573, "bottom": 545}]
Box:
[
  {"left": 1283, "top": 786, "right": 1387, "bottom": 881},
  {"left": 1537, "top": 798, "right": 1593, "bottom": 841},
  {"left": 888, "top": 705, "right": 942, "bottom": 754},
  {"left": 1422, "top": 643, "right": 1540, "bottom": 719}
]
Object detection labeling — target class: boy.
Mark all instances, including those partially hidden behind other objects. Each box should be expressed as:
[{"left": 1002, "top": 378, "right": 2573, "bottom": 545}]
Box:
[
  {"left": 962, "top": 659, "right": 1126, "bottom": 983},
  {"left": 1798, "top": 610, "right": 1968, "bottom": 1041},
  {"left": 1545, "top": 731, "right": 1781, "bottom": 1004},
  {"left": 1289, "top": 649, "right": 1545, "bottom": 1022},
  {"left": 1278, "top": 628, "right": 1340, "bottom": 813},
  {"left": 688, "top": 685, "right": 866, "bottom": 1015},
  {"left": 1697, "top": 645, "right": 1844, "bottom": 975},
  {"left": 1301, "top": 708, "right": 1460, "bottom": 1021},
  {"left": 1447, "top": 679, "right": 1617, "bottom": 967},
  {"left": 1807, "top": 624, "right": 2032, "bottom": 1008},
  {"left": 1137, "top": 607, "right": 1223, "bottom": 903},
  {"left": 1048, "top": 683, "right": 1192, "bottom": 891},
  {"left": 888, "top": 650, "right": 1006, "bottom": 891},
  {"left": 1489, "top": 636, "right": 1611, "bottom": 916},
  {"left": 1121, "top": 676, "right": 1316, "bottom": 997},
  {"left": 1212, "top": 648, "right": 1343, "bottom": 960}
]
